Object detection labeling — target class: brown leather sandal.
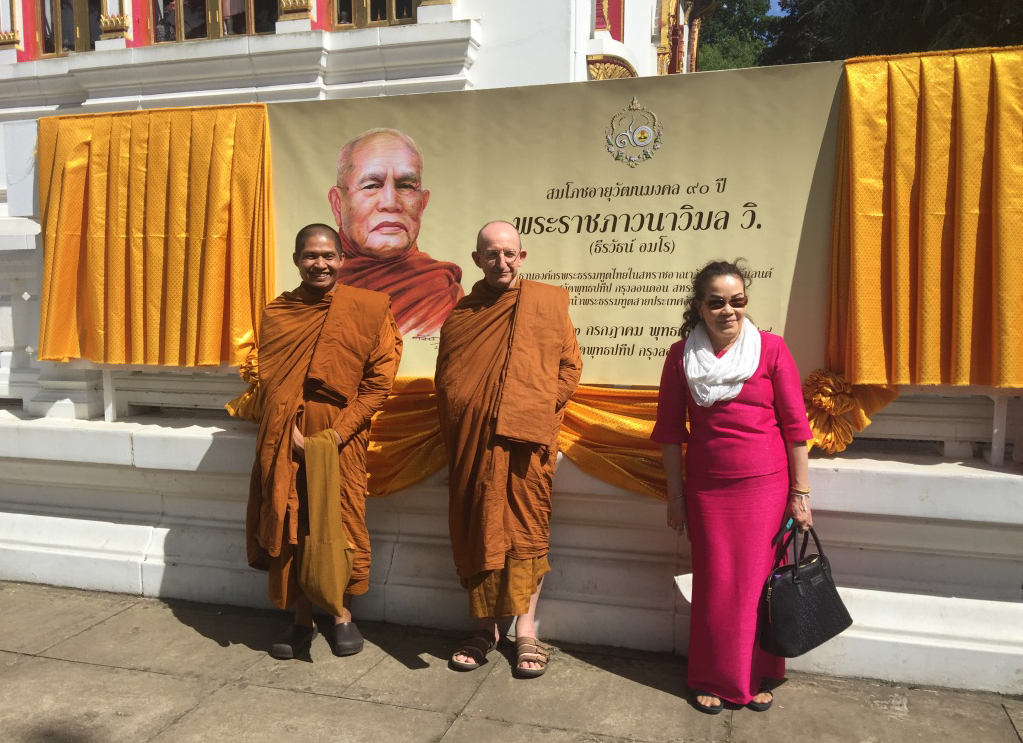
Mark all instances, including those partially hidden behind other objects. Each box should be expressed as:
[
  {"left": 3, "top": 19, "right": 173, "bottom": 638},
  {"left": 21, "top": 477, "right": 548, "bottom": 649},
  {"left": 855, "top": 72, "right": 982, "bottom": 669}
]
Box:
[
  {"left": 513, "top": 636, "right": 551, "bottom": 678},
  {"left": 449, "top": 630, "right": 496, "bottom": 671}
]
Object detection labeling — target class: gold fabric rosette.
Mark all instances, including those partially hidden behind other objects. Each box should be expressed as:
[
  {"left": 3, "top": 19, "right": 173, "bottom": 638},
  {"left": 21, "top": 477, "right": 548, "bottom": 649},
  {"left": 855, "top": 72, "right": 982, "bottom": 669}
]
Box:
[{"left": 803, "top": 369, "right": 898, "bottom": 454}]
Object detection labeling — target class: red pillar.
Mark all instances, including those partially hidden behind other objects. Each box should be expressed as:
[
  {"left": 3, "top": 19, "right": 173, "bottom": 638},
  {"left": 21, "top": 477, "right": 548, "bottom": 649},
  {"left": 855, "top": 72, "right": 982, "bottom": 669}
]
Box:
[
  {"left": 312, "top": 0, "right": 331, "bottom": 30},
  {"left": 18, "top": 0, "right": 39, "bottom": 60},
  {"left": 128, "top": 0, "right": 153, "bottom": 47}
]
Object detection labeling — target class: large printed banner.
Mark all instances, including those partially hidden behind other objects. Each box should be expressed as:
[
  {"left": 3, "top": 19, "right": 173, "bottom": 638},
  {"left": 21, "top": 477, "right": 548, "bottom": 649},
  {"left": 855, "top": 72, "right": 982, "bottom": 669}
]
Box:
[{"left": 268, "top": 61, "right": 843, "bottom": 384}]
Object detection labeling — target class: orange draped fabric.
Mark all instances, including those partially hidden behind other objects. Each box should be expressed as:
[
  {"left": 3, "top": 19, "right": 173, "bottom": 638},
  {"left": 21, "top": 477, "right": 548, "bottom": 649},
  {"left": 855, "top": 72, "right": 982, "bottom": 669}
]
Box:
[
  {"left": 809, "top": 46, "right": 1023, "bottom": 453},
  {"left": 37, "top": 104, "right": 275, "bottom": 366},
  {"left": 363, "top": 379, "right": 665, "bottom": 500}
]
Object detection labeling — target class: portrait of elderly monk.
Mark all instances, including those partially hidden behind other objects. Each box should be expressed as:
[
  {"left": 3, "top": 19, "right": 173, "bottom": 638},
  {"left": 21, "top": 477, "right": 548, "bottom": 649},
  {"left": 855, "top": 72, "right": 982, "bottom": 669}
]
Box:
[
  {"left": 246, "top": 223, "right": 402, "bottom": 660},
  {"left": 328, "top": 128, "right": 464, "bottom": 338},
  {"left": 435, "top": 220, "right": 583, "bottom": 678}
]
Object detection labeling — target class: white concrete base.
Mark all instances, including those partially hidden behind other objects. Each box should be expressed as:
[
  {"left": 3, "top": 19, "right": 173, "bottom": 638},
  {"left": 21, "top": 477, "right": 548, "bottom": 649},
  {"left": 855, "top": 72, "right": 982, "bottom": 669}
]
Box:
[
  {"left": 94, "top": 38, "right": 128, "bottom": 52},
  {"left": 0, "top": 414, "right": 1021, "bottom": 694},
  {"left": 275, "top": 19, "right": 313, "bottom": 34}
]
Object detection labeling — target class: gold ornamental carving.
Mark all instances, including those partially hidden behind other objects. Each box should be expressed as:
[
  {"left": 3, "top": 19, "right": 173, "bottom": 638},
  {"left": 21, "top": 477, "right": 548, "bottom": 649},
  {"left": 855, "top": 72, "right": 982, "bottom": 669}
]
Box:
[
  {"left": 99, "top": 14, "right": 129, "bottom": 39},
  {"left": 0, "top": 29, "right": 20, "bottom": 47},
  {"left": 587, "top": 55, "right": 637, "bottom": 81},
  {"left": 279, "top": 0, "right": 313, "bottom": 21}
]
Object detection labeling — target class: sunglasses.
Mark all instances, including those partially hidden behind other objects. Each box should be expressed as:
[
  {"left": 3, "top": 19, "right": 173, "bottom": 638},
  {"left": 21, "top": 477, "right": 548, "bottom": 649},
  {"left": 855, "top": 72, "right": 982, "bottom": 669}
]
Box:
[{"left": 702, "top": 296, "right": 748, "bottom": 310}]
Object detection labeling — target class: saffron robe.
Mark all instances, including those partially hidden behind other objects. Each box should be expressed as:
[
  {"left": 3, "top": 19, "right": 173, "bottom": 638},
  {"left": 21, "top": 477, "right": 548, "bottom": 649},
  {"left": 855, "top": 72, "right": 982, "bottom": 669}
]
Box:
[
  {"left": 435, "top": 279, "right": 582, "bottom": 616},
  {"left": 338, "top": 231, "right": 463, "bottom": 338},
  {"left": 246, "top": 283, "right": 402, "bottom": 608}
]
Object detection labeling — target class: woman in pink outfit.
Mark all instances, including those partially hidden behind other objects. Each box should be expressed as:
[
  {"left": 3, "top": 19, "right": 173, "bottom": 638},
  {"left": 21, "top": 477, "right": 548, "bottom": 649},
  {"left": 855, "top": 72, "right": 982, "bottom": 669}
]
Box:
[{"left": 651, "top": 260, "right": 813, "bottom": 714}]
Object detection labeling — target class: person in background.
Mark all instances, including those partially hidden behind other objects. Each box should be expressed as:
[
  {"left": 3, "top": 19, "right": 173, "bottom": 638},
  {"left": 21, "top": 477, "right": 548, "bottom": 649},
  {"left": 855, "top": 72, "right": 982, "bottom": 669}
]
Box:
[{"left": 328, "top": 128, "right": 463, "bottom": 338}]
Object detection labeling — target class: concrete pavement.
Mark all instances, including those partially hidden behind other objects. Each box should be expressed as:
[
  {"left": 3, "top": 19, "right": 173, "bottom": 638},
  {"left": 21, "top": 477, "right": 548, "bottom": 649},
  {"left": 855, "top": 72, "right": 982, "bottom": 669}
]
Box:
[{"left": 1, "top": 581, "right": 1020, "bottom": 743}]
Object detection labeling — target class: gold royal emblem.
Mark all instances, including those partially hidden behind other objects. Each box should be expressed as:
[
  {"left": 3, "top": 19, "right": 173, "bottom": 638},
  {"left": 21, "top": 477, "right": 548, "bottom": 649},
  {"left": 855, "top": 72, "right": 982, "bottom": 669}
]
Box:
[{"left": 606, "top": 97, "right": 663, "bottom": 168}]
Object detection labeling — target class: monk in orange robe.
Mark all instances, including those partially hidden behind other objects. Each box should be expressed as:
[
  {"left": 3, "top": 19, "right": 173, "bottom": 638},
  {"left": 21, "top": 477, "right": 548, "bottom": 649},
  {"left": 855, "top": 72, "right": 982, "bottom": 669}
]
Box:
[
  {"left": 435, "top": 221, "right": 582, "bottom": 678},
  {"left": 246, "top": 223, "right": 402, "bottom": 660},
  {"left": 328, "top": 128, "right": 463, "bottom": 338}
]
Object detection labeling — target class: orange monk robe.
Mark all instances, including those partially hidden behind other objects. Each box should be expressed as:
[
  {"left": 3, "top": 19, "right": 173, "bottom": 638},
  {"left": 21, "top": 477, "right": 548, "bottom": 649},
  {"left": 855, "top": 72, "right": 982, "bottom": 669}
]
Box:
[
  {"left": 435, "top": 279, "right": 582, "bottom": 617},
  {"left": 246, "top": 284, "right": 402, "bottom": 609},
  {"left": 338, "top": 231, "right": 464, "bottom": 338}
]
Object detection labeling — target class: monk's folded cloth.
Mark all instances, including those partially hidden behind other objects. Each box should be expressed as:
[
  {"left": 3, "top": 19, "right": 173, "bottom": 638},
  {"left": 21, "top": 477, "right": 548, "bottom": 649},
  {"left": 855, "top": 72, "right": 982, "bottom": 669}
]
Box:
[{"left": 297, "top": 429, "right": 354, "bottom": 617}]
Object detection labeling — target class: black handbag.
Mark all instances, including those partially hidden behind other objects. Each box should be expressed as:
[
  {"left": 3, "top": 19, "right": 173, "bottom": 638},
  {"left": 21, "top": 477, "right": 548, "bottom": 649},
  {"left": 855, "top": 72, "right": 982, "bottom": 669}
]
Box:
[{"left": 759, "top": 526, "right": 853, "bottom": 658}]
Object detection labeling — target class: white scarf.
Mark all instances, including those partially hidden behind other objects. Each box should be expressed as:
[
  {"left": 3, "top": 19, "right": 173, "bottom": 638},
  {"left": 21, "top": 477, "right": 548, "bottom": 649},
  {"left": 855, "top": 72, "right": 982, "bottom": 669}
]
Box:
[{"left": 683, "top": 318, "right": 761, "bottom": 407}]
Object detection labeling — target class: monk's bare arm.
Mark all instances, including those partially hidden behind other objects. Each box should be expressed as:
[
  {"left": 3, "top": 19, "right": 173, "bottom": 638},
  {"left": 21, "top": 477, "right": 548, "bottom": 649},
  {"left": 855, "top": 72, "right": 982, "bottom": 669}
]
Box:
[
  {"left": 333, "top": 311, "right": 403, "bottom": 446},
  {"left": 556, "top": 317, "right": 583, "bottom": 409}
]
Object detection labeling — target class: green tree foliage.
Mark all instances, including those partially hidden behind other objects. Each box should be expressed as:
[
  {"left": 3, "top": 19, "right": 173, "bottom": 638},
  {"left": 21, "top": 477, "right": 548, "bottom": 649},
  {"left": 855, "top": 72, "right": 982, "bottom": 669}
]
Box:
[
  {"left": 762, "top": 0, "right": 1023, "bottom": 65},
  {"left": 696, "top": 0, "right": 776, "bottom": 71}
]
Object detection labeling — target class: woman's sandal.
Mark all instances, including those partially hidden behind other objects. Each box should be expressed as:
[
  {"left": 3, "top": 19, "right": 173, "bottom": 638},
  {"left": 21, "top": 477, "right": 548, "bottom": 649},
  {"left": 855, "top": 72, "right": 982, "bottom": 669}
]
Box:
[
  {"left": 692, "top": 690, "right": 723, "bottom": 715},
  {"left": 449, "top": 630, "right": 496, "bottom": 671},
  {"left": 746, "top": 691, "right": 773, "bottom": 712},
  {"left": 513, "top": 636, "right": 551, "bottom": 678}
]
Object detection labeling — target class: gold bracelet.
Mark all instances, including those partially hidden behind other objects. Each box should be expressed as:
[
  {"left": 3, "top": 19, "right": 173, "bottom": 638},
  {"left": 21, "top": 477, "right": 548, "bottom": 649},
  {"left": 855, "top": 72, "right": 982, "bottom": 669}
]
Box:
[{"left": 789, "top": 486, "right": 810, "bottom": 496}]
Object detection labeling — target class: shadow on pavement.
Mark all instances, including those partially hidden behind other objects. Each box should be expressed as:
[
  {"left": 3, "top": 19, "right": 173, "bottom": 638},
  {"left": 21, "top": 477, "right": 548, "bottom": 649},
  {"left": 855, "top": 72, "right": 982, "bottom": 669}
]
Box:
[
  {"left": 165, "top": 598, "right": 287, "bottom": 655},
  {"left": 22, "top": 722, "right": 101, "bottom": 743}
]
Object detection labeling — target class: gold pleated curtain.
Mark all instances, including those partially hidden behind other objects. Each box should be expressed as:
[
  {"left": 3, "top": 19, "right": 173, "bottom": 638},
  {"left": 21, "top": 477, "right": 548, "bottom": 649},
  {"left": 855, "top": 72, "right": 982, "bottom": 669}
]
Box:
[
  {"left": 38, "top": 104, "right": 275, "bottom": 366},
  {"left": 807, "top": 46, "right": 1023, "bottom": 453},
  {"left": 830, "top": 46, "right": 1023, "bottom": 386}
]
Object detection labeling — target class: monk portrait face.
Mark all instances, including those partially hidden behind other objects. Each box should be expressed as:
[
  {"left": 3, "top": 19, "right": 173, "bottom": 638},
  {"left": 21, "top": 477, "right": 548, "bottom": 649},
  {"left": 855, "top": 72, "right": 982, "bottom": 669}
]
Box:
[
  {"left": 294, "top": 231, "right": 344, "bottom": 295},
  {"left": 328, "top": 132, "right": 431, "bottom": 260},
  {"left": 473, "top": 222, "right": 527, "bottom": 291}
]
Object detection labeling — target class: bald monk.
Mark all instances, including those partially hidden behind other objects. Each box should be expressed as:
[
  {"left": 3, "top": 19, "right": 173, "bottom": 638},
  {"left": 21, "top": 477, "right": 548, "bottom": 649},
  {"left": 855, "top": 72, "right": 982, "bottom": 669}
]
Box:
[
  {"left": 246, "top": 223, "right": 402, "bottom": 659},
  {"left": 435, "top": 221, "right": 582, "bottom": 678},
  {"left": 328, "top": 127, "right": 464, "bottom": 338}
]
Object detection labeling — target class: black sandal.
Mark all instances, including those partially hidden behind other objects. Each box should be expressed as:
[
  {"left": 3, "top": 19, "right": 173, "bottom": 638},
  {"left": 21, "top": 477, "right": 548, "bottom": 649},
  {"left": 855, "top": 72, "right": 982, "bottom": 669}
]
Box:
[
  {"left": 270, "top": 623, "right": 318, "bottom": 660},
  {"left": 692, "top": 690, "right": 723, "bottom": 715},
  {"left": 747, "top": 691, "right": 773, "bottom": 712}
]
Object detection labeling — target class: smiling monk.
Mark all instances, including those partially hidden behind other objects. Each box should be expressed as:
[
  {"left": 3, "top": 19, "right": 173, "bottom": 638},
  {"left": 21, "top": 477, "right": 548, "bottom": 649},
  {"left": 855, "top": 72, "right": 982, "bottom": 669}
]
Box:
[
  {"left": 246, "top": 223, "right": 402, "bottom": 660},
  {"left": 435, "top": 221, "right": 582, "bottom": 678}
]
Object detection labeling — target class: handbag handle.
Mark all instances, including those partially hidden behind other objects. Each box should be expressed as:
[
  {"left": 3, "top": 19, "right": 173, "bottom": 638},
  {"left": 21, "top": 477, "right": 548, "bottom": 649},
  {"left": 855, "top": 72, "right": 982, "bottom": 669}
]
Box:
[{"left": 777, "top": 526, "right": 829, "bottom": 584}]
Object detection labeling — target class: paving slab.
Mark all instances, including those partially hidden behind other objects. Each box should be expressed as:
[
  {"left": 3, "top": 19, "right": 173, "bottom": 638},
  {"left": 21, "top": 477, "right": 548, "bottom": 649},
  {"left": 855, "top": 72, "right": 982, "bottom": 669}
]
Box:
[
  {"left": 0, "top": 655, "right": 208, "bottom": 743},
  {"left": 0, "top": 649, "right": 27, "bottom": 677},
  {"left": 440, "top": 717, "right": 633, "bottom": 743},
  {"left": 730, "top": 675, "right": 1020, "bottom": 743},
  {"left": 240, "top": 619, "right": 393, "bottom": 697},
  {"left": 1001, "top": 700, "right": 1023, "bottom": 741},
  {"left": 464, "top": 647, "right": 728, "bottom": 743},
  {"left": 149, "top": 682, "right": 455, "bottom": 743},
  {"left": 43, "top": 599, "right": 270, "bottom": 681},
  {"left": 0, "top": 581, "right": 138, "bottom": 655},
  {"left": 341, "top": 628, "right": 497, "bottom": 714}
]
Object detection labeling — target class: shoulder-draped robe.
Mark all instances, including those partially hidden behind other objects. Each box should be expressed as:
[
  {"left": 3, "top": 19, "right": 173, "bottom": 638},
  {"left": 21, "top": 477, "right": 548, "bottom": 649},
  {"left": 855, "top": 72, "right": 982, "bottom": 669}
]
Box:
[
  {"left": 246, "top": 283, "right": 402, "bottom": 608},
  {"left": 435, "top": 279, "right": 582, "bottom": 582}
]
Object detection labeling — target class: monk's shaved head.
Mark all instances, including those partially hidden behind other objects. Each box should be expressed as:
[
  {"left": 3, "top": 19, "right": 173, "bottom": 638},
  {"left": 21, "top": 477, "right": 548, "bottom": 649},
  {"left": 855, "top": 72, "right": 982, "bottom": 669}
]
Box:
[
  {"left": 473, "top": 220, "right": 526, "bottom": 290},
  {"left": 294, "top": 223, "right": 342, "bottom": 255},
  {"left": 475, "top": 221, "right": 521, "bottom": 253}
]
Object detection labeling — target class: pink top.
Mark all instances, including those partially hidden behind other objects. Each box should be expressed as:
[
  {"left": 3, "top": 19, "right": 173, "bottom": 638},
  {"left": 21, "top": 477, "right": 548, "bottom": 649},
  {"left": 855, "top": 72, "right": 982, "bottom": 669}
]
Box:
[{"left": 651, "top": 330, "right": 812, "bottom": 478}]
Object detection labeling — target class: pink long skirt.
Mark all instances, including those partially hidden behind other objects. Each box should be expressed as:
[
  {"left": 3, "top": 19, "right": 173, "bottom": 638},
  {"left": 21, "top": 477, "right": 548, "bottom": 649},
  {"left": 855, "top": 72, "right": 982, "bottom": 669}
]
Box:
[{"left": 686, "top": 468, "right": 788, "bottom": 704}]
